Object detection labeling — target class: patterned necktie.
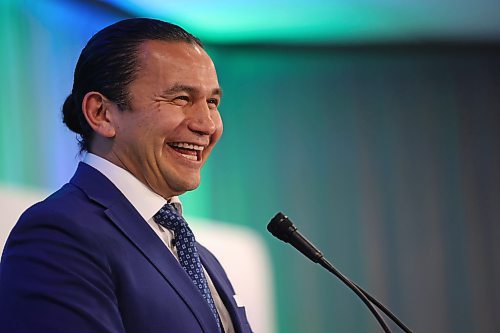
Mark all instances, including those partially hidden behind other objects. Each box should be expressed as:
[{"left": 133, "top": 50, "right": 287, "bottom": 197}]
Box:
[{"left": 153, "top": 203, "right": 222, "bottom": 331}]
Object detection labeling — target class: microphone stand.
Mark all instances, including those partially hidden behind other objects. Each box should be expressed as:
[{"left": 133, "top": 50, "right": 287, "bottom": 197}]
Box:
[
  {"left": 268, "top": 212, "right": 413, "bottom": 333},
  {"left": 319, "top": 257, "right": 392, "bottom": 332},
  {"left": 319, "top": 257, "right": 412, "bottom": 333}
]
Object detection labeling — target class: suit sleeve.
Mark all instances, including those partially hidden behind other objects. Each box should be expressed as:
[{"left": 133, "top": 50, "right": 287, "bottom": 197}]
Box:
[{"left": 0, "top": 206, "right": 125, "bottom": 333}]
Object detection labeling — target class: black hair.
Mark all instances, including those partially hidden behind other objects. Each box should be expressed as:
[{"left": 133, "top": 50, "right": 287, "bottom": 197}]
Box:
[{"left": 62, "top": 18, "right": 203, "bottom": 152}]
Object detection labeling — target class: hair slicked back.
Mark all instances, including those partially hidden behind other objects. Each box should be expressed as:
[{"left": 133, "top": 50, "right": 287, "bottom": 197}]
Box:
[{"left": 62, "top": 18, "right": 203, "bottom": 152}]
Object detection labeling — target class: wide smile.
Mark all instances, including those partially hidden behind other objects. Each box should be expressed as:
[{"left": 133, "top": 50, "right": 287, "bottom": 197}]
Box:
[{"left": 167, "top": 142, "right": 205, "bottom": 162}]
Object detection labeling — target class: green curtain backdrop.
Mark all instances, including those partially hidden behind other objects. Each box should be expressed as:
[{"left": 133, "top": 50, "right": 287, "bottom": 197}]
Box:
[
  {"left": 203, "top": 44, "right": 500, "bottom": 332},
  {"left": 1, "top": 1, "right": 499, "bottom": 332}
]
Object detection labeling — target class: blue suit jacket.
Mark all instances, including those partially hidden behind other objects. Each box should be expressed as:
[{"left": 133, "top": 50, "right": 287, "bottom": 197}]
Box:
[{"left": 0, "top": 163, "right": 252, "bottom": 333}]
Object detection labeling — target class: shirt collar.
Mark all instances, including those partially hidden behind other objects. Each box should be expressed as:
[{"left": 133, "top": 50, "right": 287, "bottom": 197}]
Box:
[{"left": 82, "top": 153, "right": 183, "bottom": 220}]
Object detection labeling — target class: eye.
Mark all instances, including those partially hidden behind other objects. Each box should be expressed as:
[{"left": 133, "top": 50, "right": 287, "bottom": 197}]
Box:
[
  {"left": 207, "top": 98, "right": 219, "bottom": 108},
  {"left": 173, "top": 96, "right": 190, "bottom": 106}
]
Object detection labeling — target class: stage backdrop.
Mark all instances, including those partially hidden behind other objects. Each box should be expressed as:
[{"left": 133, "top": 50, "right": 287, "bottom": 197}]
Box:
[{"left": 1, "top": 0, "right": 499, "bottom": 332}]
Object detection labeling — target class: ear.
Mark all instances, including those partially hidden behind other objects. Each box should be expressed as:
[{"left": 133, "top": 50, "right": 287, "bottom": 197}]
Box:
[{"left": 81, "top": 92, "right": 117, "bottom": 138}]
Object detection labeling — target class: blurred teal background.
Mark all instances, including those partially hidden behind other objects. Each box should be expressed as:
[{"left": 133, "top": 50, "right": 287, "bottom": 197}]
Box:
[{"left": 1, "top": 0, "right": 500, "bottom": 332}]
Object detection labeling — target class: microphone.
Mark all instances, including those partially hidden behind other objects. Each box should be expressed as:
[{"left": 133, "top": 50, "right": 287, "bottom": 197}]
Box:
[
  {"left": 267, "top": 212, "right": 324, "bottom": 263},
  {"left": 268, "top": 212, "right": 413, "bottom": 333}
]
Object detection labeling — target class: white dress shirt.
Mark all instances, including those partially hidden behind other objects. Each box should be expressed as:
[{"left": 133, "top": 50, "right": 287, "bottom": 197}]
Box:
[{"left": 83, "top": 153, "right": 234, "bottom": 333}]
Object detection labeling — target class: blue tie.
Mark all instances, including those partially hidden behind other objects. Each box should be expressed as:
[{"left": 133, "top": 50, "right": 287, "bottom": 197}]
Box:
[{"left": 153, "top": 203, "right": 222, "bottom": 331}]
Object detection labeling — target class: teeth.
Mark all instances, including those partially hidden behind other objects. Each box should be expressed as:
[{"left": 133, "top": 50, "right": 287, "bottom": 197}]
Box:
[
  {"left": 180, "top": 154, "right": 197, "bottom": 161},
  {"left": 170, "top": 142, "right": 204, "bottom": 151}
]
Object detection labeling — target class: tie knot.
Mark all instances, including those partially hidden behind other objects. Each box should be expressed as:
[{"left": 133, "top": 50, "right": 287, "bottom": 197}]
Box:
[{"left": 153, "top": 203, "right": 189, "bottom": 235}]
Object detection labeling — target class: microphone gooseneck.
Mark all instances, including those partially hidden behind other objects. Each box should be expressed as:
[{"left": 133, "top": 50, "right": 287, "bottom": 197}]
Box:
[{"left": 267, "top": 212, "right": 413, "bottom": 333}]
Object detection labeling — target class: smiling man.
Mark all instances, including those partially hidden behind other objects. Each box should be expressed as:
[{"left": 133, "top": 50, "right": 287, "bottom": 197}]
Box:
[
  {"left": 0, "top": 18, "right": 252, "bottom": 333},
  {"left": 92, "top": 39, "right": 223, "bottom": 198}
]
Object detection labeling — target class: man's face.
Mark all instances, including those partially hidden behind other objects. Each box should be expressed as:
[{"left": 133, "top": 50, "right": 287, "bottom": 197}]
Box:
[{"left": 109, "top": 40, "right": 223, "bottom": 199}]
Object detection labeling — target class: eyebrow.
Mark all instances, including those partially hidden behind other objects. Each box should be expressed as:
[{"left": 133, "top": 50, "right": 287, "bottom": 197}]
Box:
[{"left": 161, "top": 83, "right": 223, "bottom": 98}]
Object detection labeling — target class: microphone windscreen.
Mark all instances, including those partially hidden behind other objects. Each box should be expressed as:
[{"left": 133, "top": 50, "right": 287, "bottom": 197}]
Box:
[{"left": 267, "top": 212, "right": 295, "bottom": 243}]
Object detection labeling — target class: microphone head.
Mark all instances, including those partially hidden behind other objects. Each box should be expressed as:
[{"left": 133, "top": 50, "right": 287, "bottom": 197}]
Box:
[{"left": 267, "top": 212, "right": 296, "bottom": 243}]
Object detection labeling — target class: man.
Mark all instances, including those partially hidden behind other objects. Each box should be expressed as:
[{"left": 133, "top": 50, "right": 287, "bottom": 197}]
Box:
[{"left": 0, "top": 18, "right": 252, "bottom": 333}]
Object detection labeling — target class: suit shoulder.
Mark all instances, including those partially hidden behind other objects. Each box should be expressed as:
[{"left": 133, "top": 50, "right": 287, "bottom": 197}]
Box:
[
  {"left": 4, "top": 183, "right": 111, "bottom": 267},
  {"left": 20, "top": 183, "right": 96, "bottom": 222},
  {"left": 11, "top": 183, "right": 105, "bottom": 242}
]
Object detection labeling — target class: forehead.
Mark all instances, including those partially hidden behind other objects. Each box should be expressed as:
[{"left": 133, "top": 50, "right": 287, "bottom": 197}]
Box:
[{"left": 134, "top": 40, "right": 217, "bottom": 79}]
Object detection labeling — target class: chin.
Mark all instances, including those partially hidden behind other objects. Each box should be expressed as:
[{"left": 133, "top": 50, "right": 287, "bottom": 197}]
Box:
[
  {"left": 168, "top": 175, "right": 201, "bottom": 194},
  {"left": 185, "top": 178, "right": 201, "bottom": 191}
]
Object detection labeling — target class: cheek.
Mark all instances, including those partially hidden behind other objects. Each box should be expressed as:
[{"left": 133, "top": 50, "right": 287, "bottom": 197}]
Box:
[{"left": 139, "top": 111, "right": 178, "bottom": 145}]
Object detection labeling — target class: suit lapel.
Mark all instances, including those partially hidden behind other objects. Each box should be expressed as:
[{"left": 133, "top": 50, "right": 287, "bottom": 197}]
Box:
[
  {"left": 199, "top": 246, "right": 248, "bottom": 333},
  {"left": 70, "top": 163, "right": 219, "bottom": 333}
]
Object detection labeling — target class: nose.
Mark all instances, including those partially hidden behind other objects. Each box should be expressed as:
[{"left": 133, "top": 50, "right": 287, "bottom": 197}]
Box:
[{"left": 187, "top": 102, "right": 216, "bottom": 136}]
